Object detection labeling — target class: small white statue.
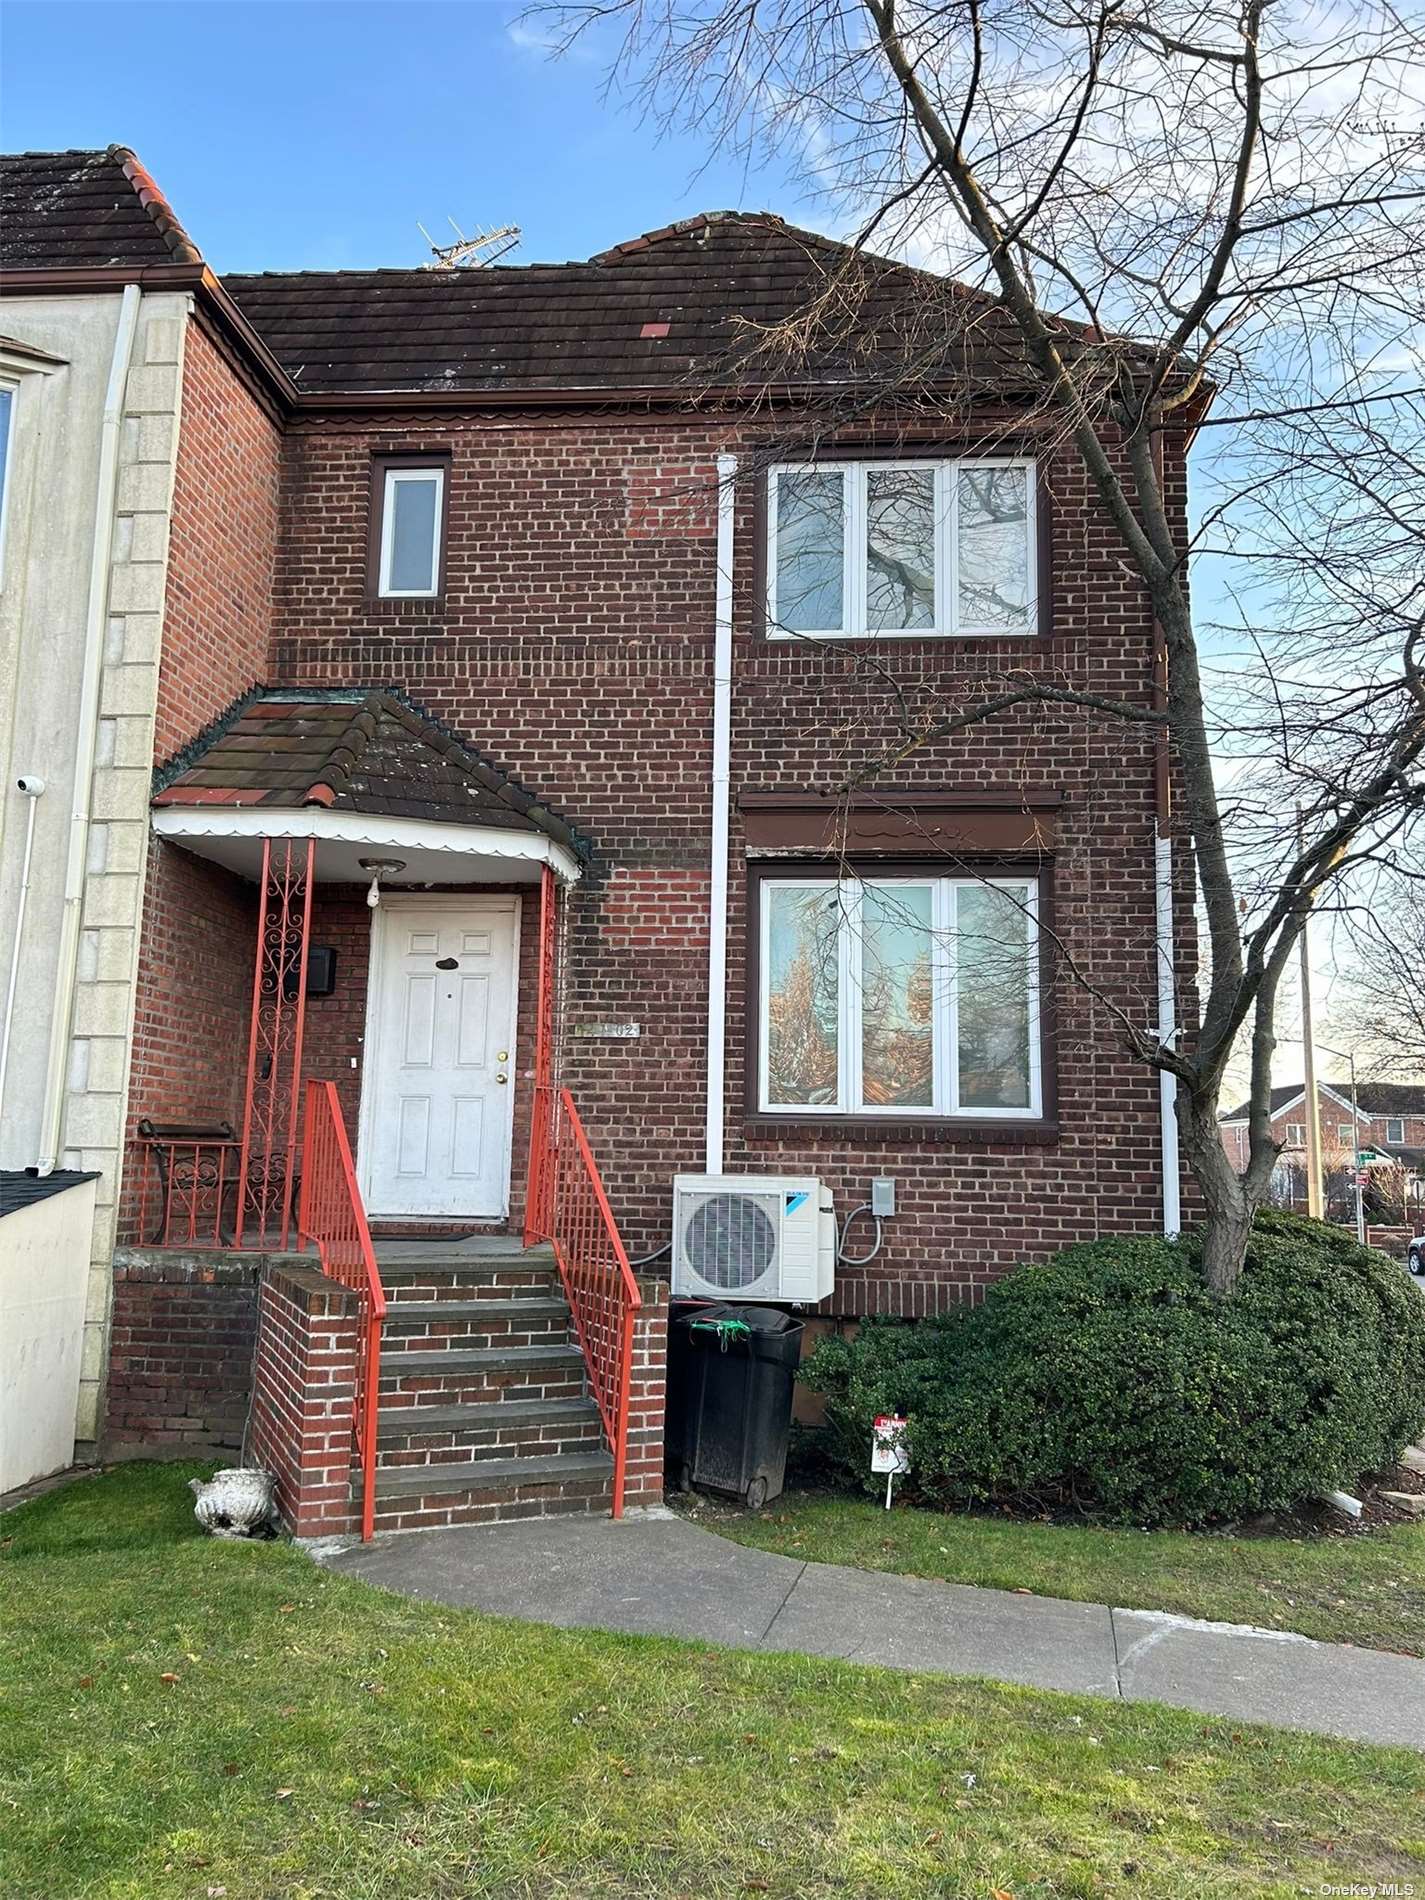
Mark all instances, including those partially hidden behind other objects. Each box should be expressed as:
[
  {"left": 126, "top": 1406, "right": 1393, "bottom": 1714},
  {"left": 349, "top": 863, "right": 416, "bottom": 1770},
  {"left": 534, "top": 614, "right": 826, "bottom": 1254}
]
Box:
[{"left": 189, "top": 1468, "right": 277, "bottom": 1539}]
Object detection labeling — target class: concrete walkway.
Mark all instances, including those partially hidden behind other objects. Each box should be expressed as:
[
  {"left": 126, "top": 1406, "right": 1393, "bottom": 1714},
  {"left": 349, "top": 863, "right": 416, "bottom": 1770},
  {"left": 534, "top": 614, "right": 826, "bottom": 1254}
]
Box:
[{"left": 321, "top": 1511, "right": 1425, "bottom": 1751}]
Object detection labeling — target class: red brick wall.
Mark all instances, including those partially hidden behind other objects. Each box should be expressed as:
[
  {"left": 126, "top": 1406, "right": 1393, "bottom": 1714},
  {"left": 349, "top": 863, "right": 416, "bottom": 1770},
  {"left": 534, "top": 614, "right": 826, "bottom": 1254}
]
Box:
[
  {"left": 247, "top": 1261, "right": 362, "bottom": 1538},
  {"left": 119, "top": 841, "right": 255, "bottom": 1242},
  {"left": 105, "top": 1250, "right": 260, "bottom": 1455},
  {"left": 263, "top": 411, "right": 1191, "bottom": 1312},
  {"left": 153, "top": 319, "right": 281, "bottom": 760},
  {"left": 624, "top": 1275, "right": 669, "bottom": 1506}
]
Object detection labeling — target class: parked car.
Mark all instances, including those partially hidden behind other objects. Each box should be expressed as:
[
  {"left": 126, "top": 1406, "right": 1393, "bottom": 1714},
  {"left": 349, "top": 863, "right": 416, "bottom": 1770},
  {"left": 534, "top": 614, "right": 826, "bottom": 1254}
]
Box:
[{"left": 1409, "top": 1232, "right": 1424, "bottom": 1276}]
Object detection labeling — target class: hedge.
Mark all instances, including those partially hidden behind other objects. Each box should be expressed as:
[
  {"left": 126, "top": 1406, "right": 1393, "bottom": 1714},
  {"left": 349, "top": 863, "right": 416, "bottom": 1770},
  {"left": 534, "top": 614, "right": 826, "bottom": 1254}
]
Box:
[{"left": 801, "top": 1211, "right": 1425, "bottom": 1526}]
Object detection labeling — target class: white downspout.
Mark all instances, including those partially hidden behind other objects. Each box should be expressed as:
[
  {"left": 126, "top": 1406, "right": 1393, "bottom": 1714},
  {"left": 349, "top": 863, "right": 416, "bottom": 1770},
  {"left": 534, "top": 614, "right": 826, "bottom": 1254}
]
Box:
[
  {"left": 0, "top": 777, "right": 45, "bottom": 1130},
  {"left": 1155, "top": 832, "right": 1181, "bottom": 1236},
  {"left": 35, "top": 282, "right": 142, "bottom": 1175},
  {"left": 704, "top": 452, "right": 738, "bottom": 1174}
]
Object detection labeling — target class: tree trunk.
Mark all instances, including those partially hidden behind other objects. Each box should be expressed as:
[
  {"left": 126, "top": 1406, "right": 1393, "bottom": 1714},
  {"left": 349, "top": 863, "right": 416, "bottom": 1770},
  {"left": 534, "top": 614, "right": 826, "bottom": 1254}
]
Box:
[
  {"left": 1177, "top": 1089, "right": 1259, "bottom": 1297},
  {"left": 1198, "top": 1197, "right": 1255, "bottom": 1299}
]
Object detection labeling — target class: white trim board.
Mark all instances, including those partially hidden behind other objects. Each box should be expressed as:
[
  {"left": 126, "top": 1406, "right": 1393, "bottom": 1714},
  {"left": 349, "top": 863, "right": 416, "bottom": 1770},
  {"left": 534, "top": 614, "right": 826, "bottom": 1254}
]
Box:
[{"left": 151, "top": 805, "right": 582, "bottom": 886}]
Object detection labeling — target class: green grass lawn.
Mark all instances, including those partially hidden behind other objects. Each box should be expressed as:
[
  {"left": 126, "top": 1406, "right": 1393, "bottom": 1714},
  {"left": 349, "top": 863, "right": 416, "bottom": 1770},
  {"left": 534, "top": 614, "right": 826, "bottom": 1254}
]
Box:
[
  {"left": 3, "top": 1465, "right": 1422, "bottom": 1900},
  {"left": 701, "top": 1490, "right": 1425, "bottom": 1656}
]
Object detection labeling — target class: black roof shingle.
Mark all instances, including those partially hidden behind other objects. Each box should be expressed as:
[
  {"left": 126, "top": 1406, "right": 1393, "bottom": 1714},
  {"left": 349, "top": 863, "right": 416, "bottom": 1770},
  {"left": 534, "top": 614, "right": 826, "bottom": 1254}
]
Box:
[
  {"left": 0, "top": 146, "right": 202, "bottom": 270},
  {"left": 221, "top": 211, "right": 1058, "bottom": 397}
]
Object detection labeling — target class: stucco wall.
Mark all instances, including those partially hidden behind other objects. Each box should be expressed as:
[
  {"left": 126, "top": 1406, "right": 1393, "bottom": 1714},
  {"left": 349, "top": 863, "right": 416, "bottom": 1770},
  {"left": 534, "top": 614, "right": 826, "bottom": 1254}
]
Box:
[{"left": 0, "top": 287, "right": 190, "bottom": 1441}]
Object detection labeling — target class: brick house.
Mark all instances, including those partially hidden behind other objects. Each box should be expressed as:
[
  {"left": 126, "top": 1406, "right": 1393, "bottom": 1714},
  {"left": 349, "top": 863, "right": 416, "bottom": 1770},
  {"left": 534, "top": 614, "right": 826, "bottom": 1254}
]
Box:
[
  {"left": 1219, "top": 1081, "right": 1425, "bottom": 1212},
  {"left": 2, "top": 148, "right": 1198, "bottom": 1535}
]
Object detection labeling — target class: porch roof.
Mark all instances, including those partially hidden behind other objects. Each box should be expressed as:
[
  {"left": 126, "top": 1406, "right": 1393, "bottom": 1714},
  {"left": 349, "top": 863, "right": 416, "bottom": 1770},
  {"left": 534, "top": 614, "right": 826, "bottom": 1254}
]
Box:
[{"left": 151, "top": 689, "right": 590, "bottom": 885}]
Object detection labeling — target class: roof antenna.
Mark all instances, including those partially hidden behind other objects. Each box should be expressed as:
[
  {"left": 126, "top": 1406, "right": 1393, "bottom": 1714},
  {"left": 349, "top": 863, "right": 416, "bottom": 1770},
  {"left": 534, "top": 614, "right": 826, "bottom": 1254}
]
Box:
[{"left": 417, "top": 216, "right": 521, "bottom": 269}]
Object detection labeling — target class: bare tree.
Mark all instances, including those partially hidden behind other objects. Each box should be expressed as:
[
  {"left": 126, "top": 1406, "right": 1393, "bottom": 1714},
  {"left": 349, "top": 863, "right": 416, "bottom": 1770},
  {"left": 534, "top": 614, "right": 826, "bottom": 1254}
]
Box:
[
  {"left": 1334, "top": 864, "right": 1425, "bottom": 1078},
  {"left": 544, "top": 0, "right": 1425, "bottom": 1291}
]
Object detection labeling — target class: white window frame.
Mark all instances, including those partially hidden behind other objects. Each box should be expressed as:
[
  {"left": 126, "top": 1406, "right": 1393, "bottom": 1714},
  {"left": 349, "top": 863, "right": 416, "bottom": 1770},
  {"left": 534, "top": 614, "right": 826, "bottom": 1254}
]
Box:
[
  {"left": 757, "top": 872, "right": 1042, "bottom": 1119},
  {"left": 1386, "top": 1117, "right": 1405, "bottom": 1145},
  {"left": 377, "top": 464, "right": 445, "bottom": 598},
  {"left": 1285, "top": 1123, "right": 1304, "bottom": 1146},
  {"left": 766, "top": 457, "right": 1038, "bottom": 640}
]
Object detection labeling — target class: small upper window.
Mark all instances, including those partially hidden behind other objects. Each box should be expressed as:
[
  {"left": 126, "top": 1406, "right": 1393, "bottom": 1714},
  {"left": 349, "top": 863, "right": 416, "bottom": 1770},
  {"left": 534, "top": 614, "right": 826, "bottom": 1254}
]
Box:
[
  {"left": 767, "top": 458, "right": 1036, "bottom": 639},
  {"left": 1386, "top": 1117, "right": 1405, "bottom": 1144},
  {"left": 377, "top": 463, "right": 445, "bottom": 597},
  {"left": 1338, "top": 1123, "right": 1354, "bottom": 1146},
  {"left": 1285, "top": 1123, "right": 1304, "bottom": 1146}
]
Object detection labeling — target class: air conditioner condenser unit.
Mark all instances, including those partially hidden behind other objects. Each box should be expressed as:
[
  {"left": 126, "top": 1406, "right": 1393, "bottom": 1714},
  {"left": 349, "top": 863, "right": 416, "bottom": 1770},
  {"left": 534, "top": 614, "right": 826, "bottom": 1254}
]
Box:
[{"left": 671, "top": 1174, "right": 835, "bottom": 1303}]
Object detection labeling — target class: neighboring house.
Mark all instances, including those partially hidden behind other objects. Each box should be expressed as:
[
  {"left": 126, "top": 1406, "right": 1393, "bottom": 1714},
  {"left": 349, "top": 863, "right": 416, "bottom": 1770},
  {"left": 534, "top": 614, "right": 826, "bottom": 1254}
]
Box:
[
  {"left": 2, "top": 148, "right": 1199, "bottom": 1527},
  {"left": 1219, "top": 1079, "right": 1425, "bottom": 1210},
  {"left": 0, "top": 148, "right": 217, "bottom": 1449}
]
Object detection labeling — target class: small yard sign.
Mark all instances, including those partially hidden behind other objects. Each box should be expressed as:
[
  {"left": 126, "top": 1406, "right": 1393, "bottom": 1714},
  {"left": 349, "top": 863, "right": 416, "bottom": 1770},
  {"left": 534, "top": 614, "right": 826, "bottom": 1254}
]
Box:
[{"left": 872, "top": 1414, "right": 909, "bottom": 1509}]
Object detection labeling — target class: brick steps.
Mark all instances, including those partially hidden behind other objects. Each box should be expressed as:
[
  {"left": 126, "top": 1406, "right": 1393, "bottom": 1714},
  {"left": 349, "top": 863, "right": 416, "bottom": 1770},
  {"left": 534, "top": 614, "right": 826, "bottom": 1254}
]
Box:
[{"left": 370, "top": 1249, "right": 614, "bottom": 1526}]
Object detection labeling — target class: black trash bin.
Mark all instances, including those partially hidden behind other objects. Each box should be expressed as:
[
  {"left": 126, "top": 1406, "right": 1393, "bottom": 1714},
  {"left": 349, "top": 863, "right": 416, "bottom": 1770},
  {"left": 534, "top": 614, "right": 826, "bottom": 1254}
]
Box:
[{"left": 668, "top": 1304, "right": 805, "bottom": 1509}]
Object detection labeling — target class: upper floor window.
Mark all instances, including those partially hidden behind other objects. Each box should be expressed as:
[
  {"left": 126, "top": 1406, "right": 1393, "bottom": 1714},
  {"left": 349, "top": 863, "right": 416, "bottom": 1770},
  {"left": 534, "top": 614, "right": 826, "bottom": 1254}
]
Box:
[
  {"left": 767, "top": 458, "right": 1037, "bottom": 639},
  {"left": 374, "top": 460, "right": 446, "bottom": 598},
  {"left": 1338, "top": 1123, "right": 1354, "bottom": 1146},
  {"left": 1285, "top": 1123, "right": 1304, "bottom": 1146},
  {"left": 1386, "top": 1117, "right": 1405, "bottom": 1144},
  {"left": 757, "top": 873, "right": 1041, "bottom": 1118}
]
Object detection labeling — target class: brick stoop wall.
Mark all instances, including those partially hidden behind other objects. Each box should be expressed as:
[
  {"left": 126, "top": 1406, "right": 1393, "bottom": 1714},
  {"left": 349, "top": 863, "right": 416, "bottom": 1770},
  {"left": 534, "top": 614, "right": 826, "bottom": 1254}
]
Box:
[
  {"left": 106, "top": 1248, "right": 264, "bottom": 1457},
  {"left": 247, "top": 1260, "right": 365, "bottom": 1539},
  {"left": 624, "top": 1275, "right": 669, "bottom": 1509}
]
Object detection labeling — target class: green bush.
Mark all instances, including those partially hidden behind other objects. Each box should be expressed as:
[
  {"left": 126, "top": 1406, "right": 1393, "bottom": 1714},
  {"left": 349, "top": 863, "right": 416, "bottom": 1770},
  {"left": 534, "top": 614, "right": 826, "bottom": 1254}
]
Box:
[{"left": 803, "top": 1211, "right": 1425, "bottom": 1526}]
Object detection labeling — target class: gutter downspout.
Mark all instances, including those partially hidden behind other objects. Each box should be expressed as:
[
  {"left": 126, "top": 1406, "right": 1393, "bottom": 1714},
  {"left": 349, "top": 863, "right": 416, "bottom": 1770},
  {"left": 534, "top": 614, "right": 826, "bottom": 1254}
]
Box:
[
  {"left": 0, "top": 778, "right": 45, "bottom": 1131},
  {"left": 1151, "top": 424, "right": 1181, "bottom": 1238},
  {"left": 705, "top": 453, "right": 738, "bottom": 1174},
  {"left": 35, "top": 281, "right": 141, "bottom": 1175}
]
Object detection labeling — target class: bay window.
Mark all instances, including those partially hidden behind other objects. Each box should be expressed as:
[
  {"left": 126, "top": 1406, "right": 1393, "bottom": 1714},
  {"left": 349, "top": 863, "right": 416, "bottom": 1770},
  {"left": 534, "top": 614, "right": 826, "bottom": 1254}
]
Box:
[
  {"left": 767, "top": 458, "right": 1037, "bottom": 638},
  {"left": 758, "top": 873, "right": 1042, "bottom": 1117}
]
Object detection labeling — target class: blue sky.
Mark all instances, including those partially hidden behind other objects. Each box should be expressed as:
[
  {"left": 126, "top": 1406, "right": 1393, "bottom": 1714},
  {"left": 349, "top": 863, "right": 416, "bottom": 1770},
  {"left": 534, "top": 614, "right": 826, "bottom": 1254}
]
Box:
[{"left": 1, "top": 1, "right": 810, "bottom": 271}]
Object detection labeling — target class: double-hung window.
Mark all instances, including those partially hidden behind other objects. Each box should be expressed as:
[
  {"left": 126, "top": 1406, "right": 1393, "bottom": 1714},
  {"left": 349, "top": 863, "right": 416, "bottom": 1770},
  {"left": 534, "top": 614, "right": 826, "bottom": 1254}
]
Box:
[
  {"left": 758, "top": 874, "right": 1041, "bottom": 1117},
  {"left": 1387, "top": 1117, "right": 1405, "bottom": 1145},
  {"left": 767, "top": 458, "right": 1037, "bottom": 638},
  {"left": 375, "top": 462, "right": 446, "bottom": 597}
]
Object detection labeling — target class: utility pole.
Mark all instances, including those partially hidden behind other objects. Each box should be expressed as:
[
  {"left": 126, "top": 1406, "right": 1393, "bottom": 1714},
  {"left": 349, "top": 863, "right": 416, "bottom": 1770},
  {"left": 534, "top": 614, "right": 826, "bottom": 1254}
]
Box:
[{"left": 1297, "top": 807, "right": 1324, "bottom": 1219}]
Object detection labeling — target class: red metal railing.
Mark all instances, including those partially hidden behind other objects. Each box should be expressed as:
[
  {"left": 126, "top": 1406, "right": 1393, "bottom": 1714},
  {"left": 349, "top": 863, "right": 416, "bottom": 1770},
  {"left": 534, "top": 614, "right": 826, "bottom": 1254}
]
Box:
[
  {"left": 530, "top": 1087, "right": 642, "bottom": 1517},
  {"left": 135, "top": 1122, "right": 241, "bottom": 1247},
  {"left": 296, "top": 1079, "right": 387, "bottom": 1541}
]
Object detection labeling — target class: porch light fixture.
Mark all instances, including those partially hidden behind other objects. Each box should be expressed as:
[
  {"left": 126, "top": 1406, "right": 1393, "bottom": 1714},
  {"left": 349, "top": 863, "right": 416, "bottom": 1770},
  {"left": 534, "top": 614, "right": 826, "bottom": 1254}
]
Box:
[{"left": 359, "top": 857, "right": 407, "bottom": 909}]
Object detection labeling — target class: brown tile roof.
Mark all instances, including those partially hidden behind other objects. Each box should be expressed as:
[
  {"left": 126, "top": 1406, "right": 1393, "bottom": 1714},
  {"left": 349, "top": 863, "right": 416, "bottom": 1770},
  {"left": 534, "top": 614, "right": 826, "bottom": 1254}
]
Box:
[
  {"left": 221, "top": 211, "right": 1046, "bottom": 396},
  {"left": 0, "top": 146, "right": 203, "bottom": 270},
  {"left": 153, "top": 690, "right": 589, "bottom": 859}
]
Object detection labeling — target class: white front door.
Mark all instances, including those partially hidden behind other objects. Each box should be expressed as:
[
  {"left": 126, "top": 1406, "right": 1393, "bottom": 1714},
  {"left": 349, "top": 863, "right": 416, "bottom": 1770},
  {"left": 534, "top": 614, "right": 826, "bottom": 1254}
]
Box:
[{"left": 360, "top": 898, "right": 519, "bottom": 1219}]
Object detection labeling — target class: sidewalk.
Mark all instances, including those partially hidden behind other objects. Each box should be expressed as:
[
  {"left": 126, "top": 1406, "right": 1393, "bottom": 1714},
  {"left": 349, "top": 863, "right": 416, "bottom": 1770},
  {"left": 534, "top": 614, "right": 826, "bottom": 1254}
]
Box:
[{"left": 321, "top": 1510, "right": 1425, "bottom": 1750}]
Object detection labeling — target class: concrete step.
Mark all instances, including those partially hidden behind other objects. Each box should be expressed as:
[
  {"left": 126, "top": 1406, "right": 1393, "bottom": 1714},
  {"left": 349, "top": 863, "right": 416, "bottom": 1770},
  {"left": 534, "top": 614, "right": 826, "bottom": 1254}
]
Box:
[
  {"left": 378, "top": 1396, "right": 600, "bottom": 1440},
  {"left": 379, "top": 1264, "right": 561, "bottom": 1300},
  {"left": 374, "top": 1236, "right": 554, "bottom": 1269},
  {"left": 381, "top": 1343, "right": 585, "bottom": 1380},
  {"left": 385, "top": 1292, "right": 573, "bottom": 1337},
  {"left": 372, "top": 1448, "right": 613, "bottom": 1501}
]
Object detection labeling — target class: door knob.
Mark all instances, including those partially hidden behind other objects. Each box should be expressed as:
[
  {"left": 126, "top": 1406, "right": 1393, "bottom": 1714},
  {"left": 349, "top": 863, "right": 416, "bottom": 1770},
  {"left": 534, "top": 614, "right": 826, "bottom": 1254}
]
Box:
[{"left": 496, "top": 1072, "right": 508, "bottom": 1085}]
